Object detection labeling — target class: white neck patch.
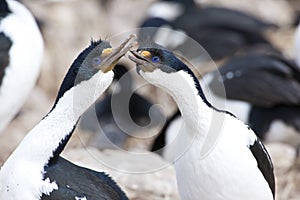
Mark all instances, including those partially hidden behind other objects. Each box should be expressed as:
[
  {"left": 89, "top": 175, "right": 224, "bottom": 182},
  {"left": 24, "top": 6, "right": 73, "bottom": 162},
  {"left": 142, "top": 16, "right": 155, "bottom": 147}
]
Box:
[{"left": 140, "top": 69, "right": 212, "bottom": 134}]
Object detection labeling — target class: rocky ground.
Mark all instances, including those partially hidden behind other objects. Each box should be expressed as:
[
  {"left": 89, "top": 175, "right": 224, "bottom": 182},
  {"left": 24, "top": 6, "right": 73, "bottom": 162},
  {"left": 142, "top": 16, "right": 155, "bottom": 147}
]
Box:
[{"left": 1, "top": 0, "right": 300, "bottom": 199}]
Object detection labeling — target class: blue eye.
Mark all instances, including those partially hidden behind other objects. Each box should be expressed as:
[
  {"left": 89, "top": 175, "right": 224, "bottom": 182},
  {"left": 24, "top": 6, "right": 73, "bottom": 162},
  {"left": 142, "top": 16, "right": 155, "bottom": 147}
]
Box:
[
  {"left": 92, "top": 57, "right": 101, "bottom": 65},
  {"left": 151, "top": 56, "right": 160, "bottom": 63}
]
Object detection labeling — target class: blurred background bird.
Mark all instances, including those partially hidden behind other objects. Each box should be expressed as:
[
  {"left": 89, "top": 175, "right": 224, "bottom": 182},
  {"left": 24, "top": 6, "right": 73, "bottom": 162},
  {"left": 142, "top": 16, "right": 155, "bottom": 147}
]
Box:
[
  {"left": 140, "top": 0, "right": 278, "bottom": 61},
  {"left": 79, "top": 63, "right": 164, "bottom": 150},
  {"left": 0, "top": 0, "right": 44, "bottom": 134}
]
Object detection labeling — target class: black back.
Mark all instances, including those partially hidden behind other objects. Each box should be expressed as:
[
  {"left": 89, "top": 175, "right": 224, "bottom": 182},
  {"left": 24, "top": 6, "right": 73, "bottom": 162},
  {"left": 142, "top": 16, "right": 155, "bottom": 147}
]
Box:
[
  {"left": 0, "top": 32, "right": 12, "bottom": 86},
  {"left": 249, "top": 138, "right": 275, "bottom": 198},
  {"left": 42, "top": 157, "right": 128, "bottom": 200}
]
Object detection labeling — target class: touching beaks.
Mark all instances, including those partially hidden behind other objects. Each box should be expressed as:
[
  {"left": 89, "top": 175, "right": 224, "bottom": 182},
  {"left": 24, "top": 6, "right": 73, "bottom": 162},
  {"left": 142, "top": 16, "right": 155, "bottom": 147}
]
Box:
[
  {"left": 128, "top": 50, "right": 157, "bottom": 73},
  {"left": 99, "top": 34, "right": 137, "bottom": 73}
]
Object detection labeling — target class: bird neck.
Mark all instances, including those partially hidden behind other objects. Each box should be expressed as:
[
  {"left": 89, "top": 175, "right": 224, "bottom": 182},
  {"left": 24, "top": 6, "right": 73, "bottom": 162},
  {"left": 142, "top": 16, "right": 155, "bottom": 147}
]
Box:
[
  {"left": 172, "top": 70, "right": 213, "bottom": 135},
  {"left": 144, "top": 69, "right": 213, "bottom": 138},
  {"left": 2, "top": 71, "right": 113, "bottom": 170}
]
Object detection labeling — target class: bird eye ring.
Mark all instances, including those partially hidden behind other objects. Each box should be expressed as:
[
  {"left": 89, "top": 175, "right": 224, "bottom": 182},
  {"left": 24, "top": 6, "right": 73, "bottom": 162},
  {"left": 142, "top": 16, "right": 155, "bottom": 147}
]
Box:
[
  {"left": 151, "top": 56, "right": 160, "bottom": 63},
  {"left": 92, "top": 57, "right": 102, "bottom": 65}
]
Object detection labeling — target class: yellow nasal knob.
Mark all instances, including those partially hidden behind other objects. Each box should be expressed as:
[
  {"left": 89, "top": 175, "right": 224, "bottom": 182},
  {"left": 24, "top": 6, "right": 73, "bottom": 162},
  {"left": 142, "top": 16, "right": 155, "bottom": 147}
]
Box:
[
  {"left": 102, "top": 48, "right": 113, "bottom": 56},
  {"left": 141, "top": 51, "right": 151, "bottom": 57}
]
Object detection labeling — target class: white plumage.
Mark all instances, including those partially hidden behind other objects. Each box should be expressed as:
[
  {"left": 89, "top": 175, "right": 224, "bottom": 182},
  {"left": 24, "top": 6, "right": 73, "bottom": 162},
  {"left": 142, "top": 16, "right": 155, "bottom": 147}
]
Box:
[
  {"left": 0, "top": 0, "right": 44, "bottom": 133},
  {"left": 0, "top": 71, "right": 114, "bottom": 199},
  {"left": 139, "top": 68, "right": 274, "bottom": 200}
]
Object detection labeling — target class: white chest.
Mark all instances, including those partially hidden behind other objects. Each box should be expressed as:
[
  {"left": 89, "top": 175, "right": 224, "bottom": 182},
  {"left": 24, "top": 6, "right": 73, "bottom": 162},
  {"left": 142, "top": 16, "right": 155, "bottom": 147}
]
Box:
[{"left": 174, "top": 116, "right": 273, "bottom": 200}]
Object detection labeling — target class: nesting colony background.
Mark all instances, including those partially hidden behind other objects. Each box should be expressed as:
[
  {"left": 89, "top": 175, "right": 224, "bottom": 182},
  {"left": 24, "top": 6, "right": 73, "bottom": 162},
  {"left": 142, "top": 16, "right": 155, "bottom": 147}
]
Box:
[{"left": 1, "top": 0, "right": 300, "bottom": 199}]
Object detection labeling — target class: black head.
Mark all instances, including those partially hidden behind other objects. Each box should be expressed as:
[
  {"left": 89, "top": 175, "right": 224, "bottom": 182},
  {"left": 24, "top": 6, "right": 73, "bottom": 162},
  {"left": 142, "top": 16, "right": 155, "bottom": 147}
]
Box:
[
  {"left": 129, "top": 40, "right": 190, "bottom": 74},
  {"left": 54, "top": 35, "right": 135, "bottom": 105},
  {"left": 0, "top": 0, "right": 11, "bottom": 18},
  {"left": 129, "top": 40, "right": 213, "bottom": 107},
  {"left": 48, "top": 35, "right": 135, "bottom": 162}
]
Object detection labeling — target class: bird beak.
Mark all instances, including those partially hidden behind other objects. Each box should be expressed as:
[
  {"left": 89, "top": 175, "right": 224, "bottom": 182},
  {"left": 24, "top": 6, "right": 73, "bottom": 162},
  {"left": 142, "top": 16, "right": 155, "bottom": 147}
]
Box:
[
  {"left": 99, "top": 34, "right": 136, "bottom": 73},
  {"left": 129, "top": 50, "right": 156, "bottom": 72}
]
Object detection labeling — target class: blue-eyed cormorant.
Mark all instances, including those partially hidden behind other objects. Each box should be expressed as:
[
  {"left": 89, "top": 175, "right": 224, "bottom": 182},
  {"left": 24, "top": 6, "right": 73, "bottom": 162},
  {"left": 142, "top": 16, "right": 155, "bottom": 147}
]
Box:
[
  {"left": 129, "top": 41, "right": 275, "bottom": 199},
  {"left": 0, "top": 0, "right": 44, "bottom": 133},
  {"left": 0, "top": 35, "right": 136, "bottom": 200},
  {"left": 152, "top": 51, "right": 300, "bottom": 160}
]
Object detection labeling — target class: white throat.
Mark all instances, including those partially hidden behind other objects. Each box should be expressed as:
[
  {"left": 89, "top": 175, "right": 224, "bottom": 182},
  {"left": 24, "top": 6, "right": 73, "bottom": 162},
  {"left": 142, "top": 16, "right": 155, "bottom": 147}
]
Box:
[
  {"left": 141, "top": 69, "right": 213, "bottom": 140},
  {"left": 0, "top": 70, "right": 113, "bottom": 199}
]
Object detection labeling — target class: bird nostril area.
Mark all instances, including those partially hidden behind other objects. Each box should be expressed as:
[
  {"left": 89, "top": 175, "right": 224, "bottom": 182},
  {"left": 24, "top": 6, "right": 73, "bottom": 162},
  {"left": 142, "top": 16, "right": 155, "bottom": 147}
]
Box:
[
  {"left": 102, "top": 48, "right": 113, "bottom": 56},
  {"left": 141, "top": 51, "right": 151, "bottom": 57}
]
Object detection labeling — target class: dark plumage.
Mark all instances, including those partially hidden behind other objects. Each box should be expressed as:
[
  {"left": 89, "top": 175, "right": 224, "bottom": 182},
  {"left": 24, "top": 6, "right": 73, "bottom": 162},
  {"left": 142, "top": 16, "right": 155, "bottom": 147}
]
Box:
[
  {"left": 249, "top": 105, "right": 300, "bottom": 140},
  {"left": 249, "top": 139, "right": 275, "bottom": 197},
  {"left": 0, "top": 32, "right": 12, "bottom": 85},
  {"left": 141, "top": 0, "right": 276, "bottom": 60},
  {"left": 0, "top": 0, "right": 10, "bottom": 18},
  {"left": 207, "top": 52, "right": 300, "bottom": 144},
  {"left": 42, "top": 157, "right": 127, "bottom": 200},
  {"left": 150, "top": 110, "right": 180, "bottom": 153},
  {"left": 209, "top": 53, "right": 300, "bottom": 107},
  {"left": 54, "top": 40, "right": 111, "bottom": 106}
]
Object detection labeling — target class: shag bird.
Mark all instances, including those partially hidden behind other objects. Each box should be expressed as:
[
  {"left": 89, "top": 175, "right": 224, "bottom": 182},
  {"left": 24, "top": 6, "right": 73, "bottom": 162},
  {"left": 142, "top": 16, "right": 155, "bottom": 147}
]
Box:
[
  {"left": 151, "top": 50, "right": 300, "bottom": 157},
  {"left": 0, "top": 0, "right": 44, "bottom": 133},
  {"left": 129, "top": 42, "right": 275, "bottom": 200},
  {"left": 203, "top": 52, "right": 300, "bottom": 148},
  {"left": 0, "top": 35, "right": 136, "bottom": 200},
  {"left": 140, "top": 0, "right": 277, "bottom": 60},
  {"left": 79, "top": 63, "right": 163, "bottom": 149}
]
